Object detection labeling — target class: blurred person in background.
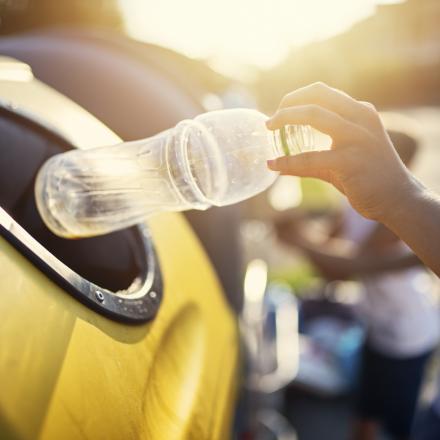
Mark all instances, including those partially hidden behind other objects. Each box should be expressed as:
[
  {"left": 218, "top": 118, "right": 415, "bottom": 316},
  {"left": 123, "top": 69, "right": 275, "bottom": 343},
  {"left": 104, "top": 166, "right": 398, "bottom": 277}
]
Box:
[
  {"left": 275, "top": 128, "right": 439, "bottom": 440},
  {"left": 267, "top": 82, "right": 440, "bottom": 440}
]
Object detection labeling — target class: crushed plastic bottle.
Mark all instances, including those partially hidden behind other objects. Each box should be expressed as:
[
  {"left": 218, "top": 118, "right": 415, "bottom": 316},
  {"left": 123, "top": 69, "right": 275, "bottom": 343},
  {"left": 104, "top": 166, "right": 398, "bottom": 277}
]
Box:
[{"left": 35, "top": 108, "right": 315, "bottom": 238}]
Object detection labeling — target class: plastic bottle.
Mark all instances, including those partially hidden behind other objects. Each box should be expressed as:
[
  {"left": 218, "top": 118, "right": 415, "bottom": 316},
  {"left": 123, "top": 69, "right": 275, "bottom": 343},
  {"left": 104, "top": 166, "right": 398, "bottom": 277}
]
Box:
[{"left": 35, "top": 108, "right": 314, "bottom": 238}]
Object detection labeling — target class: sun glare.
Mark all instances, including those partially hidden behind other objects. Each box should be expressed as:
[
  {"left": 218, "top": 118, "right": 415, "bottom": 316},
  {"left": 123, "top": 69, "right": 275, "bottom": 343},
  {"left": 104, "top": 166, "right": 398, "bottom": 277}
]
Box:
[{"left": 119, "top": 0, "right": 379, "bottom": 77}]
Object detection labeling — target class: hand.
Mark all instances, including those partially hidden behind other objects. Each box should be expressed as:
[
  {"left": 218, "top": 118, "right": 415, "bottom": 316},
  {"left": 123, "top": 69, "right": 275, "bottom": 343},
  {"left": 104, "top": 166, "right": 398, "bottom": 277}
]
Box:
[
  {"left": 306, "top": 252, "right": 356, "bottom": 281},
  {"left": 273, "top": 209, "right": 313, "bottom": 247},
  {"left": 273, "top": 216, "right": 303, "bottom": 246},
  {"left": 266, "top": 82, "right": 420, "bottom": 223}
]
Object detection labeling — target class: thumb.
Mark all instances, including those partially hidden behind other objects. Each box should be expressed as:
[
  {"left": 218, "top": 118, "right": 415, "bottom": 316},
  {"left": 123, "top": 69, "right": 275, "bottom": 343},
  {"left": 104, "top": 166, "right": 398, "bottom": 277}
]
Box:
[{"left": 267, "top": 150, "right": 340, "bottom": 179}]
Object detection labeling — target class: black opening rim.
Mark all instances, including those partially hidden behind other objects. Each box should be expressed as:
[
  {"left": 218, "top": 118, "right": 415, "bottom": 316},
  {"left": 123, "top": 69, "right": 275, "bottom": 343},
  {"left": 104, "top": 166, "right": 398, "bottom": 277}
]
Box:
[{"left": 0, "top": 105, "right": 163, "bottom": 324}]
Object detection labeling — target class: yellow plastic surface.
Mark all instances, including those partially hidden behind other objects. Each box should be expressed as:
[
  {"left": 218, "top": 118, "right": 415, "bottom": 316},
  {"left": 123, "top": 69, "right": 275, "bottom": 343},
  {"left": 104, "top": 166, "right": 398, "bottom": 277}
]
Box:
[{"left": 0, "top": 213, "right": 239, "bottom": 440}]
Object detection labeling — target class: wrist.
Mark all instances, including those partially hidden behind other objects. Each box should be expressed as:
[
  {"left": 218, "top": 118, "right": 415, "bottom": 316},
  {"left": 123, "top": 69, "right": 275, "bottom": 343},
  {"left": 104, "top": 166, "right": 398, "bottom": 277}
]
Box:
[{"left": 381, "top": 170, "right": 427, "bottom": 230}]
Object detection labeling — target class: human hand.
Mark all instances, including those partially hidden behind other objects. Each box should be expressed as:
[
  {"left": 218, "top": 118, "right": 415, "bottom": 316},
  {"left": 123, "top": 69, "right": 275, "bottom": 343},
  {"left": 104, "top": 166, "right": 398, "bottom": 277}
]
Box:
[
  {"left": 273, "top": 215, "right": 303, "bottom": 246},
  {"left": 266, "top": 82, "right": 419, "bottom": 223},
  {"left": 306, "top": 251, "right": 357, "bottom": 281}
]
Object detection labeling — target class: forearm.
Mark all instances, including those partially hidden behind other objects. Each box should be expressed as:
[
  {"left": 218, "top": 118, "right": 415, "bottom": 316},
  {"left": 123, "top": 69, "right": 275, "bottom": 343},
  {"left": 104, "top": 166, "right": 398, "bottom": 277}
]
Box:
[
  {"left": 289, "top": 227, "right": 421, "bottom": 279},
  {"left": 301, "top": 244, "right": 421, "bottom": 280},
  {"left": 351, "top": 252, "right": 421, "bottom": 276},
  {"left": 381, "top": 177, "right": 440, "bottom": 277}
]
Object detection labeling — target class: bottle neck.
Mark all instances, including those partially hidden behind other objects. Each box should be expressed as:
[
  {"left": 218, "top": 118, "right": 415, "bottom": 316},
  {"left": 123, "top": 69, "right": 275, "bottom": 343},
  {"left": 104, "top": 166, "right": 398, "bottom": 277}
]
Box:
[{"left": 272, "top": 125, "right": 314, "bottom": 157}]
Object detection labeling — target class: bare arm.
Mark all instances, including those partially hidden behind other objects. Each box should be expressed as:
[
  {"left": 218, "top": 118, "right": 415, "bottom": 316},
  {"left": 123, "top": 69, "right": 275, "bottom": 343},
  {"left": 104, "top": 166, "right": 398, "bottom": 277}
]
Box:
[
  {"left": 301, "top": 243, "right": 421, "bottom": 280},
  {"left": 276, "top": 223, "right": 421, "bottom": 280},
  {"left": 378, "top": 182, "right": 440, "bottom": 275},
  {"left": 267, "top": 82, "right": 440, "bottom": 277}
]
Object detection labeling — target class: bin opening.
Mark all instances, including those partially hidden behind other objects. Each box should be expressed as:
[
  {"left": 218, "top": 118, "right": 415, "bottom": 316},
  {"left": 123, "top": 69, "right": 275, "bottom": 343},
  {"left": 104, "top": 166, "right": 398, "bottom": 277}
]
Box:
[{"left": 0, "top": 108, "right": 148, "bottom": 293}]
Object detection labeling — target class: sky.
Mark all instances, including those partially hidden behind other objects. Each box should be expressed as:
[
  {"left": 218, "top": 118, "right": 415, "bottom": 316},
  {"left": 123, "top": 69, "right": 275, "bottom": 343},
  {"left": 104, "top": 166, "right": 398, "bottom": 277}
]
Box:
[{"left": 118, "top": 0, "right": 405, "bottom": 78}]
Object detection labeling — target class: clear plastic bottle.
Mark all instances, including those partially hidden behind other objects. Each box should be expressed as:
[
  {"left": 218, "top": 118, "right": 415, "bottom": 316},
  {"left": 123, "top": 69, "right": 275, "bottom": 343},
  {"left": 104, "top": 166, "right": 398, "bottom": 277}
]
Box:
[{"left": 35, "top": 108, "right": 314, "bottom": 238}]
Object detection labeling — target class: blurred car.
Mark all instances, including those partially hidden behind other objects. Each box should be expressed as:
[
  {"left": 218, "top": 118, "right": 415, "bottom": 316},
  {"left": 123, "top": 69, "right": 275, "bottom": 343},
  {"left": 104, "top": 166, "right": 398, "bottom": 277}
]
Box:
[{"left": 0, "top": 56, "right": 240, "bottom": 440}]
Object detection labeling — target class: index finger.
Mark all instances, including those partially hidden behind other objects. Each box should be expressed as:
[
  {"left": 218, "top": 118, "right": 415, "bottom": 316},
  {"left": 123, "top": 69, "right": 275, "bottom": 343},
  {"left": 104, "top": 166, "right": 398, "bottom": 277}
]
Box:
[
  {"left": 278, "top": 82, "right": 381, "bottom": 131},
  {"left": 267, "top": 104, "right": 364, "bottom": 144}
]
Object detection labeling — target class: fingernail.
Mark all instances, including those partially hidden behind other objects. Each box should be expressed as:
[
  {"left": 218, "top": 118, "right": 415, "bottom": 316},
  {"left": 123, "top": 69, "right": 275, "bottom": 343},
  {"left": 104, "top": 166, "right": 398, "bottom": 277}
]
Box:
[
  {"left": 267, "top": 159, "right": 276, "bottom": 169},
  {"left": 265, "top": 118, "right": 274, "bottom": 129}
]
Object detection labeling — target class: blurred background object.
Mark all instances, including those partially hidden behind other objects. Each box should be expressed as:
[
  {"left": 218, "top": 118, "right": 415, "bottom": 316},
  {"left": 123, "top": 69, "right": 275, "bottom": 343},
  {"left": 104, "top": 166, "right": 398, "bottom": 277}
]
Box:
[
  {"left": 257, "top": 0, "right": 440, "bottom": 111},
  {"left": 0, "top": 0, "right": 124, "bottom": 33}
]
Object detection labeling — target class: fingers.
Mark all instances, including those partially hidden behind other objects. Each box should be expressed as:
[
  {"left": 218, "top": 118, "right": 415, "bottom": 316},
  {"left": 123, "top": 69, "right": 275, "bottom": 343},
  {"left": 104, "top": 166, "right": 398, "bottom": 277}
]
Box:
[
  {"left": 268, "top": 150, "right": 348, "bottom": 195},
  {"left": 267, "top": 104, "right": 363, "bottom": 143},
  {"left": 267, "top": 150, "right": 340, "bottom": 177},
  {"left": 278, "top": 82, "right": 381, "bottom": 130}
]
